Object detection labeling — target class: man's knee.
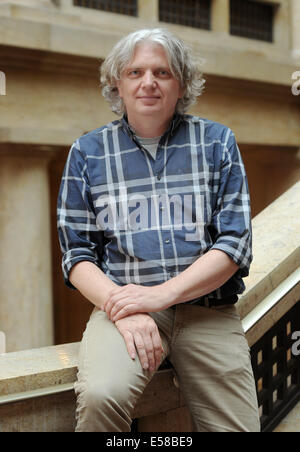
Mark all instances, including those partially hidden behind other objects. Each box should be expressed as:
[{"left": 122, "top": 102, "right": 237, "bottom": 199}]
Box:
[
  {"left": 75, "top": 380, "right": 133, "bottom": 431},
  {"left": 84, "top": 379, "right": 132, "bottom": 409}
]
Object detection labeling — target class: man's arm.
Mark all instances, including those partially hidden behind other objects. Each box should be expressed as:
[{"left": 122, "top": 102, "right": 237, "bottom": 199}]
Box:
[
  {"left": 162, "top": 249, "right": 239, "bottom": 304},
  {"left": 104, "top": 249, "right": 238, "bottom": 321},
  {"left": 69, "top": 261, "right": 117, "bottom": 311}
]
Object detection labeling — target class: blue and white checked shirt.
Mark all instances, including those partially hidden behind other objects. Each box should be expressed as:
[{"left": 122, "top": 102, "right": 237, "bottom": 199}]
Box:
[{"left": 57, "top": 114, "right": 252, "bottom": 303}]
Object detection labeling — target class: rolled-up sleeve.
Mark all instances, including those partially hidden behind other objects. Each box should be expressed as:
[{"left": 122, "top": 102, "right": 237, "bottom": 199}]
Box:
[
  {"left": 210, "top": 129, "right": 252, "bottom": 277},
  {"left": 57, "top": 140, "right": 103, "bottom": 289}
]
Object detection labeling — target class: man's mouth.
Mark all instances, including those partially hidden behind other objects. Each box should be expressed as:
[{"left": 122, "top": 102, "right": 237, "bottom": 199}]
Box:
[{"left": 138, "top": 96, "right": 160, "bottom": 99}]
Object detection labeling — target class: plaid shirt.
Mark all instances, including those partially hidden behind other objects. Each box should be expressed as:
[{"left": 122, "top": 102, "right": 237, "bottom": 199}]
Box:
[{"left": 57, "top": 114, "right": 252, "bottom": 303}]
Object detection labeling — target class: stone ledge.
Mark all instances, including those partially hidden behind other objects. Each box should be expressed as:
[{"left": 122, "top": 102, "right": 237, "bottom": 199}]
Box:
[
  {"left": 0, "top": 342, "right": 184, "bottom": 417},
  {"left": 0, "top": 343, "right": 185, "bottom": 431},
  {"left": 237, "top": 181, "right": 300, "bottom": 319},
  {"left": 0, "top": 342, "right": 79, "bottom": 396},
  {"left": 0, "top": 126, "right": 83, "bottom": 147}
]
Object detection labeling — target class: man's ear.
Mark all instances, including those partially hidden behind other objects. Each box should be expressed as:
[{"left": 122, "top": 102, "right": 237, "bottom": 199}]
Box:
[{"left": 178, "top": 85, "right": 184, "bottom": 100}]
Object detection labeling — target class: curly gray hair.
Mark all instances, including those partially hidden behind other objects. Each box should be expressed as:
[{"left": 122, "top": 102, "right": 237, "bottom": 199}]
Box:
[{"left": 100, "top": 28, "right": 205, "bottom": 115}]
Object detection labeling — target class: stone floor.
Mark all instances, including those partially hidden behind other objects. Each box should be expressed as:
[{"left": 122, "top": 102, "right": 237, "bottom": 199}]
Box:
[{"left": 273, "top": 401, "right": 300, "bottom": 432}]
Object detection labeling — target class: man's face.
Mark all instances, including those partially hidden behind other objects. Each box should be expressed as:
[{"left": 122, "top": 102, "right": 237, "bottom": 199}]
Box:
[{"left": 117, "top": 42, "right": 183, "bottom": 128}]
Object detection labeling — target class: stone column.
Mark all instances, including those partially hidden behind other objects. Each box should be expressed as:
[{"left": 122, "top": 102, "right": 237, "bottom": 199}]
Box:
[
  {"left": 211, "top": 0, "right": 230, "bottom": 34},
  {"left": 273, "top": 0, "right": 290, "bottom": 50},
  {"left": 291, "top": 0, "right": 300, "bottom": 59},
  {"left": 138, "top": 0, "right": 159, "bottom": 22},
  {"left": 0, "top": 151, "right": 54, "bottom": 352}
]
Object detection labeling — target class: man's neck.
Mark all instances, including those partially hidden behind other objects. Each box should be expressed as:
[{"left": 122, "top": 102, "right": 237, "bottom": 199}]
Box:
[{"left": 127, "top": 114, "right": 173, "bottom": 138}]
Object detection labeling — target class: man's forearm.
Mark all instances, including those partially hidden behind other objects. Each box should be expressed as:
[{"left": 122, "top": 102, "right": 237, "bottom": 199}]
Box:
[
  {"left": 103, "top": 249, "right": 240, "bottom": 322},
  {"left": 161, "top": 249, "right": 239, "bottom": 305},
  {"left": 69, "top": 261, "right": 118, "bottom": 310}
]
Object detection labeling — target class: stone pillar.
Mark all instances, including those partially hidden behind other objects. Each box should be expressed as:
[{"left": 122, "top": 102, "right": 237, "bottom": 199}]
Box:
[
  {"left": 273, "top": 0, "right": 290, "bottom": 50},
  {"left": 291, "top": 0, "right": 300, "bottom": 59},
  {"left": 211, "top": 0, "right": 230, "bottom": 34},
  {"left": 138, "top": 0, "right": 159, "bottom": 22},
  {"left": 57, "top": 0, "right": 73, "bottom": 10},
  {"left": 0, "top": 151, "right": 54, "bottom": 352}
]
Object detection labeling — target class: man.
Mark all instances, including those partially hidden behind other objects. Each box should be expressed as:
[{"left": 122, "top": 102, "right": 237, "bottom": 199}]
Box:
[{"left": 57, "top": 28, "right": 260, "bottom": 432}]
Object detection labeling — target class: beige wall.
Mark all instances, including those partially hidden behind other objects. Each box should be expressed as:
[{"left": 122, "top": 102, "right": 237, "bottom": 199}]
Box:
[
  {"left": 0, "top": 67, "right": 112, "bottom": 135},
  {"left": 0, "top": 65, "right": 299, "bottom": 147}
]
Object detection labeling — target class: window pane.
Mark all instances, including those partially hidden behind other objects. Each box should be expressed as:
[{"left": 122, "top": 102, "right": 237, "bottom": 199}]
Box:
[
  {"left": 159, "top": 0, "right": 211, "bottom": 30},
  {"left": 230, "top": 0, "right": 274, "bottom": 42},
  {"left": 73, "top": 0, "right": 138, "bottom": 17}
]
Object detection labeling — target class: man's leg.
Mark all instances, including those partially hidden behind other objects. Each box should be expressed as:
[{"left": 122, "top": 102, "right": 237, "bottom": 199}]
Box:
[
  {"left": 74, "top": 307, "right": 170, "bottom": 432},
  {"left": 169, "top": 304, "right": 261, "bottom": 432}
]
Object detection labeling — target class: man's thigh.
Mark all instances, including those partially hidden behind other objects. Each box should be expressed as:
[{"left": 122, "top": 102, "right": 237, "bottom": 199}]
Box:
[
  {"left": 74, "top": 307, "right": 170, "bottom": 431},
  {"left": 76, "top": 307, "right": 151, "bottom": 393},
  {"left": 169, "top": 304, "right": 261, "bottom": 432}
]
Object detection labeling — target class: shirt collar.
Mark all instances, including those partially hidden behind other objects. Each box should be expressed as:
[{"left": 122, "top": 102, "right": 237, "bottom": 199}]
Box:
[{"left": 121, "top": 113, "right": 183, "bottom": 143}]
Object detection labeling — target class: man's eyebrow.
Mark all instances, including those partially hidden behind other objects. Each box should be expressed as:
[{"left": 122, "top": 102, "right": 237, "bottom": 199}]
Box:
[{"left": 125, "top": 65, "right": 171, "bottom": 71}]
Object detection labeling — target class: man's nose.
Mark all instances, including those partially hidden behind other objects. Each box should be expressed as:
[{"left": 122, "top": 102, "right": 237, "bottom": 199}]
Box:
[{"left": 141, "top": 71, "right": 156, "bottom": 88}]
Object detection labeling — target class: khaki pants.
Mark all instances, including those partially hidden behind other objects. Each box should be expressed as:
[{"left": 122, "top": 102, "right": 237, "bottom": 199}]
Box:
[{"left": 74, "top": 304, "right": 261, "bottom": 432}]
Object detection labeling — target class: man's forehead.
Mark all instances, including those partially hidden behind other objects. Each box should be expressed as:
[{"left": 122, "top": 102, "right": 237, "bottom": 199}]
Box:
[
  {"left": 122, "top": 43, "right": 171, "bottom": 70},
  {"left": 130, "top": 42, "right": 168, "bottom": 60}
]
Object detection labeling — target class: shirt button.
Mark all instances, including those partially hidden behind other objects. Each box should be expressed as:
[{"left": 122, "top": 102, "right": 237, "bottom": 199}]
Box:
[
  {"left": 157, "top": 174, "right": 161, "bottom": 180},
  {"left": 165, "top": 238, "right": 170, "bottom": 244},
  {"left": 170, "top": 272, "right": 175, "bottom": 278}
]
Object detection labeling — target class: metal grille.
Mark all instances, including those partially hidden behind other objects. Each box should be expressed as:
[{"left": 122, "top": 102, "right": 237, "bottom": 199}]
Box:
[
  {"left": 230, "top": 0, "right": 274, "bottom": 42},
  {"left": 73, "top": 0, "right": 137, "bottom": 17},
  {"left": 251, "top": 301, "right": 300, "bottom": 432},
  {"left": 159, "top": 0, "right": 211, "bottom": 30}
]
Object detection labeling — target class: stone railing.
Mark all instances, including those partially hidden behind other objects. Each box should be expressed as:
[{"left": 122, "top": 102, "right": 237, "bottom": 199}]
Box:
[
  {"left": 0, "top": 342, "right": 190, "bottom": 431},
  {"left": 0, "top": 181, "right": 299, "bottom": 432},
  {"left": 236, "top": 181, "right": 300, "bottom": 340}
]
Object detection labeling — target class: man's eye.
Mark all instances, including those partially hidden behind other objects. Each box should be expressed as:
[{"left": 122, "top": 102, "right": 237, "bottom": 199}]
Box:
[
  {"left": 157, "top": 70, "right": 170, "bottom": 77},
  {"left": 128, "top": 70, "right": 140, "bottom": 77}
]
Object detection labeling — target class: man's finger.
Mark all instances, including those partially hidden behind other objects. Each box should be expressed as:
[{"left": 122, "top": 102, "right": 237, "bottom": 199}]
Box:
[
  {"left": 143, "top": 335, "right": 156, "bottom": 373},
  {"left": 112, "top": 304, "right": 138, "bottom": 322},
  {"left": 134, "top": 331, "right": 149, "bottom": 371},
  {"left": 122, "top": 330, "right": 136, "bottom": 360},
  {"left": 151, "top": 331, "right": 164, "bottom": 370},
  {"left": 106, "top": 293, "right": 131, "bottom": 318},
  {"left": 110, "top": 300, "right": 127, "bottom": 320}
]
